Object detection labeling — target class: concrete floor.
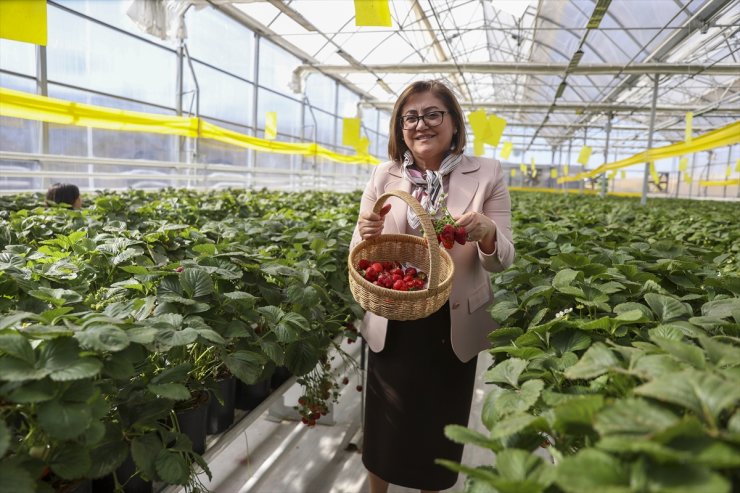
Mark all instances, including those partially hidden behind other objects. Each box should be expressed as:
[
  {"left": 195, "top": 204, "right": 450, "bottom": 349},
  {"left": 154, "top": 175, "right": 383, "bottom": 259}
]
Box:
[{"left": 165, "top": 343, "right": 496, "bottom": 493}]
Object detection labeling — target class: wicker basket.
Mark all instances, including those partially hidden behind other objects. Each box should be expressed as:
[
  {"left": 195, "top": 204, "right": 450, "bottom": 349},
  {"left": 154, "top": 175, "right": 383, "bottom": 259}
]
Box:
[{"left": 348, "top": 190, "right": 454, "bottom": 321}]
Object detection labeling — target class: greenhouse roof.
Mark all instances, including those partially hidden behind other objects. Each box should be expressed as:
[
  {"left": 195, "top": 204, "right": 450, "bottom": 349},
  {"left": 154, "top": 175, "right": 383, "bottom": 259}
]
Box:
[{"left": 213, "top": 0, "right": 740, "bottom": 152}]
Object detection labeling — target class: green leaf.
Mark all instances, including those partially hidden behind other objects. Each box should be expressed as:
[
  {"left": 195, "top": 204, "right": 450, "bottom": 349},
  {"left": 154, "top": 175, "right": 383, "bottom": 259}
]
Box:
[
  {"left": 564, "top": 343, "right": 620, "bottom": 380},
  {"left": 701, "top": 298, "right": 740, "bottom": 319},
  {"left": 594, "top": 398, "right": 679, "bottom": 436},
  {"left": 482, "top": 380, "right": 544, "bottom": 428},
  {"left": 224, "top": 350, "right": 267, "bottom": 385},
  {"left": 644, "top": 293, "right": 691, "bottom": 322},
  {"left": 484, "top": 358, "right": 528, "bottom": 388},
  {"left": 631, "top": 353, "right": 684, "bottom": 379},
  {"left": 698, "top": 335, "right": 740, "bottom": 367},
  {"left": 49, "top": 442, "right": 91, "bottom": 480},
  {"left": 285, "top": 340, "right": 320, "bottom": 376},
  {"left": 0, "top": 421, "right": 9, "bottom": 458},
  {"left": 551, "top": 394, "right": 604, "bottom": 431},
  {"left": 0, "top": 333, "right": 34, "bottom": 364},
  {"left": 28, "top": 287, "right": 83, "bottom": 307},
  {"left": 49, "top": 357, "right": 103, "bottom": 381},
  {"left": 597, "top": 436, "right": 684, "bottom": 462},
  {"left": 7, "top": 379, "right": 56, "bottom": 403},
  {"left": 0, "top": 311, "right": 36, "bottom": 331},
  {"left": 132, "top": 433, "right": 163, "bottom": 480},
  {"left": 0, "top": 463, "right": 36, "bottom": 493},
  {"left": 550, "top": 329, "right": 591, "bottom": 355},
  {"left": 489, "top": 300, "right": 519, "bottom": 323},
  {"left": 496, "top": 448, "right": 553, "bottom": 484},
  {"left": 443, "top": 424, "right": 500, "bottom": 450},
  {"left": 648, "top": 325, "right": 684, "bottom": 341},
  {"left": 645, "top": 461, "right": 730, "bottom": 493},
  {"left": 37, "top": 400, "right": 92, "bottom": 440},
  {"left": 259, "top": 339, "right": 285, "bottom": 366},
  {"left": 634, "top": 369, "right": 740, "bottom": 426},
  {"left": 154, "top": 448, "right": 189, "bottom": 484},
  {"left": 147, "top": 383, "right": 191, "bottom": 401},
  {"left": 669, "top": 435, "right": 740, "bottom": 468},
  {"left": 490, "top": 413, "right": 539, "bottom": 439},
  {"left": 613, "top": 302, "right": 653, "bottom": 321},
  {"left": 179, "top": 269, "right": 213, "bottom": 298},
  {"left": 87, "top": 438, "right": 128, "bottom": 479},
  {"left": 74, "top": 324, "right": 130, "bottom": 352},
  {"left": 555, "top": 449, "right": 631, "bottom": 493},
  {"left": 650, "top": 336, "right": 705, "bottom": 369}
]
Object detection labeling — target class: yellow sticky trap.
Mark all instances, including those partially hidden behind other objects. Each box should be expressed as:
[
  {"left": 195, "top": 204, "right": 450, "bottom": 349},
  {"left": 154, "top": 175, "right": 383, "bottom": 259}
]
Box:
[
  {"left": 563, "top": 164, "right": 569, "bottom": 175},
  {"left": 550, "top": 169, "right": 558, "bottom": 179},
  {"left": 530, "top": 157, "right": 536, "bottom": 173},
  {"left": 264, "top": 112, "right": 277, "bottom": 140},
  {"left": 500, "top": 141, "right": 513, "bottom": 159},
  {"left": 468, "top": 109, "right": 490, "bottom": 142},
  {"left": 735, "top": 158, "right": 740, "bottom": 172},
  {"left": 726, "top": 165, "right": 732, "bottom": 178},
  {"left": 685, "top": 112, "right": 693, "bottom": 143},
  {"left": 354, "top": 136, "right": 370, "bottom": 155},
  {"left": 678, "top": 157, "right": 688, "bottom": 172},
  {"left": 342, "top": 117, "right": 361, "bottom": 147},
  {"left": 649, "top": 162, "right": 660, "bottom": 185},
  {"left": 510, "top": 169, "right": 517, "bottom": 177},
  {"left": 519, "top": 163, "right": 527, "bottom": 173},
  {"left": 473, "top": 138, "right": 485, "bottom": 157},
  {"left": 683, "top": 174, "right": 693, "bottom": 184},
  {"left": 484, "top": 114, "right": 507, "bottom": 147},
  {"left": 620, "top": 170, "right": 626, "bottom": 180},
  {"left": 0, "top": 0, "right": 47, "bottom": 46},
  {"left": 577, "top": 146, "right": 592, "bottom": 165},
  {"left": 354, "top": 0, "right": 392, "bottom": 27},
  {"left": 608, "top": 170, "right": 617, "bottom": 180}
]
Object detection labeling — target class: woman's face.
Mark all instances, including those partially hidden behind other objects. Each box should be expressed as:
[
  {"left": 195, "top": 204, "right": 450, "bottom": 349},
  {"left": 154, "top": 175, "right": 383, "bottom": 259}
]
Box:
[{"left": 400, "top": 91, "right": 456, "bottom": 170}]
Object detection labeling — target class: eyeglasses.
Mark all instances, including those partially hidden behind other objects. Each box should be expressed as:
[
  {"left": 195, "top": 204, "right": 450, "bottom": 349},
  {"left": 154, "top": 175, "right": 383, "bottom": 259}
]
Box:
[{"left": 399, "top": 111, "right": 447, "bottom": 130}]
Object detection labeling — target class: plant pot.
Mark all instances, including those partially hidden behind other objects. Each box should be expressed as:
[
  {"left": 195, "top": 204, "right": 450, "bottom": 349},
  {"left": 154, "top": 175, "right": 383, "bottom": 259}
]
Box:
[
  {"left": 175, "top": 391, "right": 210, "bottom": 455},
  {"left": 234, "top": 378, "right": 271, "bottom": 411},
  {"left": 207, "top": 376, "right": 236, "bottom": 435},
  {"left": 270, "top": 366, "right": 292, "bottom": 390},
  {"left": 92, "top": 453, "right": 152, "bottom": 493}
]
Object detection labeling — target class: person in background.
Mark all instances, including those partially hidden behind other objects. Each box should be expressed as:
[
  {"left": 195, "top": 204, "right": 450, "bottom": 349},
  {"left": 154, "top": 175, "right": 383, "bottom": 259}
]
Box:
[
  {"left": 46, "top": 183, "right": 82, "bottom": 209},
  {"left": 350, "top": 80, "right": 516, "bottom": 493}
]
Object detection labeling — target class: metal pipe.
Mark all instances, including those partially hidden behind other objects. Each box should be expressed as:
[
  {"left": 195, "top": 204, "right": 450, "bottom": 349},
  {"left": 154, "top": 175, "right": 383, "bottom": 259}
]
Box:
[{"left": 641, "top": 75, "right": 660, "bottom": 205}]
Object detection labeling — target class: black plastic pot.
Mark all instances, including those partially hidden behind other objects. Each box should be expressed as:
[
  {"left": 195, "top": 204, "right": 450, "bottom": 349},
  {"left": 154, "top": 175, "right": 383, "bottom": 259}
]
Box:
[
  {"left": 207, "top": 376, "right": 236, "bottom": 435},
  {"left": 270, "top": 366, "right": 292, "bottom": 391},
  {"left": 175, "top": 392, "right": 210, "bottom": 455},
  {"left": 92, "top": 453, "right": 152, "bottom": 493},
  {"left": 234, "top": 378, "right": 271, "bottom": 411}
]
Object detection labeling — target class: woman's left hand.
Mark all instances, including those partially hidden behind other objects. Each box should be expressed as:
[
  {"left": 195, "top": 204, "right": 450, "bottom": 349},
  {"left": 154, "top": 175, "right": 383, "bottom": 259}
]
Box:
[{"left": 453, "top": 211, "right": 496, "bottom": 244}]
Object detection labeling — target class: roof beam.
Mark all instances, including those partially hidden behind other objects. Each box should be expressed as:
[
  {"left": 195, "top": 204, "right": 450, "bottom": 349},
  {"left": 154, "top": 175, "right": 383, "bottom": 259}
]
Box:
[
  {"left": 359, "top": 100, "right": 740, "bottom": 114},
  {"left": 294, "top": 62, "right": 740, "bottom": 76}
]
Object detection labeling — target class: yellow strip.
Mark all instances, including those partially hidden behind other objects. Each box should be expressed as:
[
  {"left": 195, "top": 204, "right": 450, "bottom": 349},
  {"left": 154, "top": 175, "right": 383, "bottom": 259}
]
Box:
[
  {"left": 508, "top": 187, "right": 641, "bottom": 198},
  {"left": 699, "top": 178, "right": 740, "bottom": 187},
  {"left": 0, "top": 87, "right": 379, "bottom": 165},
  {"left": 559, "top": 120, "right": 740, "bottom": 183}
]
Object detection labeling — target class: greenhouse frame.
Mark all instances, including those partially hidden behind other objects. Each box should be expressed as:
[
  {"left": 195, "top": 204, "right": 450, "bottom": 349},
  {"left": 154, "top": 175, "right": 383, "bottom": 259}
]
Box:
[{"left": 0, "top": 1, "right": 739, "bottom": 493}]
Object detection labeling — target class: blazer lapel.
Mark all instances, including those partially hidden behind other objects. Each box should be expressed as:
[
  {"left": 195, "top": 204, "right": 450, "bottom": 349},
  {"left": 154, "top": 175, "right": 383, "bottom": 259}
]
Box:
[{"left": 446, "top": 156, "right": 479, "bottom": 218}]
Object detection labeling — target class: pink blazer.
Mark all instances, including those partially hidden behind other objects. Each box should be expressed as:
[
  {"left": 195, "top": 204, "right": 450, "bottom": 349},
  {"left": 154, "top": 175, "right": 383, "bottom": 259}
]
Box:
[{"left": 350, "top": 155, "right": 516, "bottom": 362}]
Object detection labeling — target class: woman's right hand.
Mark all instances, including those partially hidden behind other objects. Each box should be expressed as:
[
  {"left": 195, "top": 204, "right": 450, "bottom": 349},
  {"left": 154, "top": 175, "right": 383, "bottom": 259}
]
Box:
[{"left": 358, "top": 204, "right": 392, "bottom": 239}]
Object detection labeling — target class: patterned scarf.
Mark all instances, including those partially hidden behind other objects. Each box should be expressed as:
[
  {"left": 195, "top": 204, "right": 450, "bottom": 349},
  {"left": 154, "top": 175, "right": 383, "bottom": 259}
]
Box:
[{"left": 401, "top": 150, "right": 463, "bottom": 230}]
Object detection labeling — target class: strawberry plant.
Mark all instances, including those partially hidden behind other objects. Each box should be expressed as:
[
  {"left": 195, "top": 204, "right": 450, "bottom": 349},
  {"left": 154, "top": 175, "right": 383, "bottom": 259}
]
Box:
[{"left": 439, "top": 193, "right": 740, "bottom": 493}]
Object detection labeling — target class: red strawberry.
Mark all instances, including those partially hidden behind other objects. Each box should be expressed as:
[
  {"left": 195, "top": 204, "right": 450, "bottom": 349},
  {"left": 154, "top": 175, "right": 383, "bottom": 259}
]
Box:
[
  {"left": 442, "top": 237, "right": 454, "bottom": 249},
  {"left": 358, "top": 259, "right": 370, "bottom": 270},
  {"left": 371, "top": 262, "right": 384, "bottom": 273},
  {"left": 405, "top": 267, "right": 417, "bottom": 277},
  {"left": 364, "top": 267, "right": 378, "bottom": 281},
  {"left": 393, "top": 279, "right": 406, "bottom": 291},
  {"left": 454, "top": 226, "right": 467, "bottom": 245}
]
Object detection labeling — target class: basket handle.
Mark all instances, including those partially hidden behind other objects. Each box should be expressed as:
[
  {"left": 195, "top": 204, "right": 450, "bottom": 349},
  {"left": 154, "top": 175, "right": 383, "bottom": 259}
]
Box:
[{"left": 372, "top": 190, "right": 442, "bottom": 290}]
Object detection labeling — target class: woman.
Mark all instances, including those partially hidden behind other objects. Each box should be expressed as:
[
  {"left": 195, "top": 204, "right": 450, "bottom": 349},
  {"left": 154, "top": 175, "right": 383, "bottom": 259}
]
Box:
[
  {"left": 350, "top": 80, "right": 515, "bottom": 493},
  {"left": 46, "top": 182, "right": 82, "bottom": 209}
]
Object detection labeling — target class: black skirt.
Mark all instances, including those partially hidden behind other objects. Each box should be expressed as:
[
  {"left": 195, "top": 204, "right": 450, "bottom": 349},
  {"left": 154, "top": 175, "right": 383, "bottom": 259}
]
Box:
[{"left": 362, "top": 303, "right": 478, "bottom": 490}]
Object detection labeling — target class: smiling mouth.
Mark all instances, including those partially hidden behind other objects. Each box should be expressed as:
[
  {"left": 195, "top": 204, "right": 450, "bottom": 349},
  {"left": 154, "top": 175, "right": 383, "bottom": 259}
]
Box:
[{"left": 415, "top": 134, "right": 435, "bottom": 140}]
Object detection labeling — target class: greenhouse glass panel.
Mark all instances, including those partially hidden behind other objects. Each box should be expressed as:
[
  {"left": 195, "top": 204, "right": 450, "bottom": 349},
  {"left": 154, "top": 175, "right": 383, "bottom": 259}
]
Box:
[
  {"left": 186, "top": 7, "right": 254, "bottom": 80},
  {"left": 258, "top": 38, "right": 301, "bottom": 94},
  {"left": 183, "top": 61, "right": 253, "bottom": 126},
  {"left": 305, "top": 108, "right": 335, "bottom": 147},
  {"left": 256, "top": 88, "right": 302, "bottom": 140},
  {"left": 47, "top": 5, "right": 176, "bottom": 107},
  {"left": 0, "top": 38, "right": 36, "bottom": 77},
  {"left": 305, "top": 72, "right": 337, "bottom": 114}
]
